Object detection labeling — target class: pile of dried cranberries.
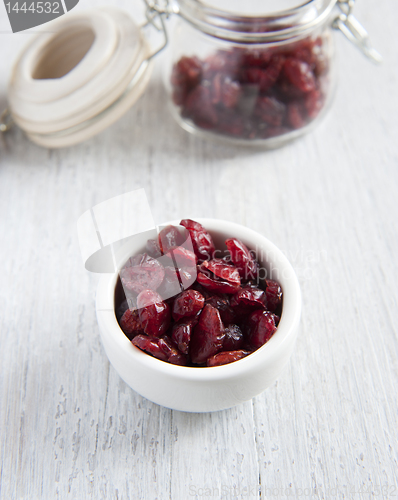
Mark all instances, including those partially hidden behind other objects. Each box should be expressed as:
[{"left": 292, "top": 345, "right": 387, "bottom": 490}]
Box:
[
  {"left": 170, "top": 35, "right": 329, "bottom": 140},
  {"left": 116, "top": 220, "right": 282, "bottom": 367}
]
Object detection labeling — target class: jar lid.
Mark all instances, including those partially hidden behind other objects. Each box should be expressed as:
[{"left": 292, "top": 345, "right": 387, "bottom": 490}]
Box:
[
  {"left": 7, "top": 7, "right": 154, "bottom": 148},
  {"left": 176, "top": 0, "right": 338, "bottom": 42}
]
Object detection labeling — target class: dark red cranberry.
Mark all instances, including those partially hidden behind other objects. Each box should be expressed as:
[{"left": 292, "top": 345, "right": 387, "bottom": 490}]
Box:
[
  {"left": 207, "top": 350, "right": 250, "bottom": 367},
  {"left": 205, "top": 295, "right": 236, "bottom": 325},
  {"left": 120, "top": 253, "right": 165, "bottom": 295},
  {"left": 256, "top": 96, "right": 286, "bottom": 127},
  {"left": 201, "top": 259, "right": 240, "bottom": 286},
  {"left": 158, "top": 337, "right": 188, "bottom": 366},
  {"left": 190, "top": 304, "right": 225, "bottom": 364},
  {"left": 169, "top": 245, "right": 197, "bottom": 268},
  {"left": 220, "top": 77, "right": 241, "bottom": 108},
  {"left": 132, "top": 334, "right": 168, "bottom": 361},
  {"left": 287, "top": 102, "right": 307, "bottom": 129},
  {"left": 197, "top": 267, "right": 241, "bottom": 295},
  {"left": 230, "top": 286, "right": 267, "bottom": 316},
  {"left": 265, "top": 280, "right": 282, "bottom": 313},
  {"left": 146, "top": 239, "right": 162, "bottom": 258},
  {"left": 180, "top": 219, "right": 216, "bottom": 263},
  {"left": 157, "top": 266, "right": 182, "bottom": 302},
  {"left": 158, "top": 225, "right": 184, "bottom": 254},
  {"left": 283, "top": 58, "right": 316, "bottom": 93},
  {"left": 172, "top": 289, "right": 205, "bottom": 321},
  {"left": 119, "top": 308, "right": 144, "bottom": 340},
  {"left": 171, "top": 56, "right": 202, "bottom": 106},
  {"left": 305, "top": 89, "right": 323, "bottom": 119},
  {"left": 223, "top": 324, "right": 244, "bottom": 351},
  {"left": 184, "top": 85, "right": 218, "bottom": 128},
  {"left": 136, "top": 290, "right": 171, "bottom": 338},
  {"left": 245, "top": 310, "right": 279, "bottom": 349},
  {"left": 171, "top": 316, "right": 199, "bottom": 354},
  {"left": 225, "top": 238, "right": 259, "bottom": 281}
]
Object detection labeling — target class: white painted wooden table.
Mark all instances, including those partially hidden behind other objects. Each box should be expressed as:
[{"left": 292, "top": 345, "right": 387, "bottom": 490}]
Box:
[{"left": 1, "top": 1, "right": 397, "bottom": 499}]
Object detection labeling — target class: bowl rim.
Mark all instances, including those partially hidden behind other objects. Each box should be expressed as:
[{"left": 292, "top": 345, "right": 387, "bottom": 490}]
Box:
[{"left": 96, "top": 218, "right": 301, "bottom": 382}]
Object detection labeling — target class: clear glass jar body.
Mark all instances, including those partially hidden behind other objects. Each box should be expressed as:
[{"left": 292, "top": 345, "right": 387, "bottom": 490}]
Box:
[{"left": 164, "top": 10, "right": 336, "bottom": 147}]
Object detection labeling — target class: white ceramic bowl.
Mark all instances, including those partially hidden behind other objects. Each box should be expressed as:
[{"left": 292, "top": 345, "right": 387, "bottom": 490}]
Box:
[{"left": 96, "top": 219, "right": 301, "bottom": 412}]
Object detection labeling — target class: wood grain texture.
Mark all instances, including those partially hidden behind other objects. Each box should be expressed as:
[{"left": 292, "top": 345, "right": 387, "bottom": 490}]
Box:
[{"left": 0, "top": 1, "right": 397, "bottom": 499}]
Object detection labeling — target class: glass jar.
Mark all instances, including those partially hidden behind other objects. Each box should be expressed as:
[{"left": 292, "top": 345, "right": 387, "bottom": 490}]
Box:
[
  {"left": 2, "top": 0, "right": 380, "bottom": 148},
  {"left": 161, "top": 0, "right": 379, "bottom": 147}
]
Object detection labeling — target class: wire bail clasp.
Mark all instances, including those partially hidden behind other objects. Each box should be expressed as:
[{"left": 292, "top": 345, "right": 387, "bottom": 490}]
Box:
[
  {"left": 333, "top": 0, "right": 382, "bottom": 64},
  {"left": 143, "top": 0, "right": 174, "bottom": 60}
]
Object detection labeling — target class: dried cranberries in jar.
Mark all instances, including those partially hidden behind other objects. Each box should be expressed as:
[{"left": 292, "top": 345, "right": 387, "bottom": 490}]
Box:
[
  {"left": 116, "top": 220, "right": 283, "bottom": 367},
  {"left": 169, "top": 32, "right": 332, "bottom": 144}
]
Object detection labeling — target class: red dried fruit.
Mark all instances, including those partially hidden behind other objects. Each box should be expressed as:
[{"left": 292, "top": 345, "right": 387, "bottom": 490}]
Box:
[
  {"left": 158, "top": 225, "right": 184, "bottom": 254},
  {"left": 146, "top": 239, "right": 162, "bottom": 258},
  {"left": 157, "top": 266, "right": 182, "bottom": 301},
  {"left": 201, "top": 259, "right": 240, "bottom": 286},
  {"left": 190, "top": 304, "right": 225, "bottom": 364},
  {"left": 117, "top": 219, "right": 283, "bottom": 367},
  {"left": 230, "top": 285, "right": 267, "bottom": 315},
  {"left": 256, "top": 96, "right": 286, "bottom": 127},
  {"left": 171, "top": 56, "right": 202, "bottom": 106},
  {"left": 197, "top": 267, "right": 241, "bottom": 295},
  {"left": 132, "top": 334, "right": 168, "bottom": 361},
  {"left": 283, "top": 58, "right": 316, "bottom": 93},
  {"left": 120, "top": 253, "right": 165, "bottom": 295},
  {"left": 205, "top": 295, "right": 236, "bottom": 325},
  {"left": 207, "top": 350, "right": 250, "bottom": 367},
  {"left": 245, "top": 310, "right": 279, "bottom": 349},
  {"left": 171, "top": 316, "right": 199, "bottom": 354},
  {"left": 184, "top": 85, "right": 218, "bottom": 128},
  {"left": 265, "top": 280, "right": 282, "bottom": 313},
  {"left": 223, "top": 324, "right": 244, "bottom": 351},
  {"left": 119, "top": 308, "right": 144, "bottom": 340},
  {"left": 158, "top": 337, "right": 188, "bottom": 366},
  {"left": 287, "top": 102, "right": 306, "bottom": 129},
  {"left": 225, "top": 238, "right": 259, "bottom": 281},
  {"left": 171, "top": 35, "right": 328, "bottom": 140},
  {"left": 137, "top": 290, "right": 171, "bottom": 338},
  {"left": 180, "top": 219, "right": 216, "bottom": 263},
  {"left": 172, "top": 289, "right": 205, "bottom": 321}
]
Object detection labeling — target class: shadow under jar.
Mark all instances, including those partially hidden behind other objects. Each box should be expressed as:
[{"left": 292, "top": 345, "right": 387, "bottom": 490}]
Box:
[{"left": 166, "top": 0, "right": 338, "bottom": 147}]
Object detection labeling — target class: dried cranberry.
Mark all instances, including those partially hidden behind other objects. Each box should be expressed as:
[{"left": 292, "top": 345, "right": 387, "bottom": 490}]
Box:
[
  {"left": 157, "top": 266, "right": 182, "bottom": 302},
  {"left": 184, "top": 85, "right": 218, "bottom": 128},
  {"left": 256, "top": 96, "right": 286, "bottom": 127},
  {"left": 119, "top": 308, "right": 144, "bottom": 340},
  {"left": 190, "top": 304, "right": 225, "bottom": 364},
  {"left": 132, "top": 334, "right": 168, "bottom": 361},
  {"left": 120, "top": 253, "right": 165, "bottom": 295},
  {"left": 225, "top": 238, "right": 259, "bottom": 281},
  {"left": 201, "top": 259, "right": 240, "bottom": 286},
  {"left": 230, "top": 285, "right": 267, "bottom": 315},
  {"left": 287, "top": 102, "right": 307, "bottom": 129},
  {"left": 136, "top": 290, "right": 171, "bottom": 338},
  {"left": 223, "top": 324, "right": 244, "bottom": 351},
  {"left": 197, "top": 266, "right": 241, "bottom": 295},
  {"left": 305, "top": 89, "right": 323, "bottom": 119},
  {"left": 171, "top": 56, "right": 202, "bottom": 106},
  {"left": 158, "top": 225, "right": 184, "bottom": 254},
  {"left": 283, "top": 58, "right": 316, "bottom": 93},
  {"left": 172, "top": 289, "right": 205, "bottom": 321},
  {"left": 205, "top": 295, "right": 236, "bottom": 325},
  {"left": 245, "top": 310, "right": 279, "bottom": 349},
  {"left": 146, "top": 239, "right": 162, "bottom": 258},
  {"left": 171, "top": 316, "right": 199, "bottom": 354},
  {"left": 265, "top": 280, "right": 282, "bottom": 313},
  {"left": 158, "top": 337, "right": 188, "bottom": 366},
  {"left": 180, "top": 219, "right": 215, "bottom": 263},
  {"left": 207, "top": 350, "right": 250, "bottom": 367},
  {"left": 169, "top": 245, "right": 197, "bottom": 268}
]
